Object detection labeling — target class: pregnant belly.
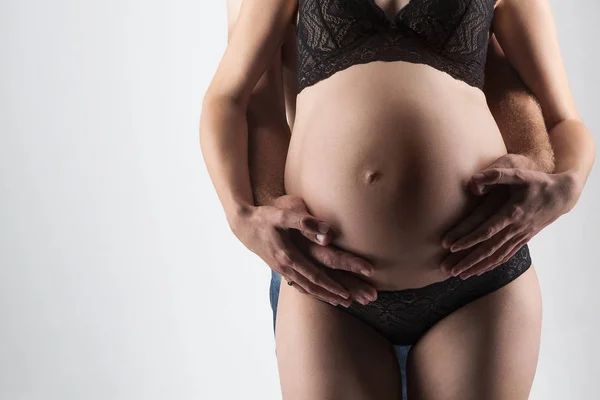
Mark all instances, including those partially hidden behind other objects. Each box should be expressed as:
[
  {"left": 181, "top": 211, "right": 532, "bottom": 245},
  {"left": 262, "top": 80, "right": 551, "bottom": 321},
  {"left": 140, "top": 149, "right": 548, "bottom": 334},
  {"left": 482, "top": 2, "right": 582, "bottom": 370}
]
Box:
[{"left": 284, "top": 62, "right": 508, "bottom": 290}]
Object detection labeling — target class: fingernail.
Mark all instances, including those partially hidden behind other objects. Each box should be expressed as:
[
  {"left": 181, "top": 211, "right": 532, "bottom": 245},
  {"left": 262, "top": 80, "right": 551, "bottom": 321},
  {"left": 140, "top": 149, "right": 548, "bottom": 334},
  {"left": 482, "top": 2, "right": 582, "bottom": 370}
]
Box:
[
  {"left": 356, "top": 259, "right": 373, "bottom": 276},
  {"left": 316, "top": 233, "right": 325, "bottom": 243},
  {"left": 339, "top": 291, "right": 350, "bottom": 300},
  {"left": 450, "top": 243, "right": 462, "bottom": 252},
  {"left": 317, "top": 222, "right": 329, "bottom": 233},
  {"left": 442, "top": 237, "right": 452, "bottom": 249},
  {"left": 363, "top": 291, "right": 377, "bottom": 302},
  {"left": 356, "top": 297, "right": 369, "bottom": 305}
]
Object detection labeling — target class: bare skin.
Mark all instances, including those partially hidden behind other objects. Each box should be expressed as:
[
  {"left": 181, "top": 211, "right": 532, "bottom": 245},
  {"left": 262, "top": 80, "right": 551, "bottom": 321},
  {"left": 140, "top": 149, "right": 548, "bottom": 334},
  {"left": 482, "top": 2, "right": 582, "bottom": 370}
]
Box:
[
  {"left": 223, "top": 0, "right": 566, "bottom": 308},
  {"left": 276, "top": 258, "right": 542, "bottom": 400},
  {"left": 404, "top": 266, "right": 542, "bottom": 399},
  {"left": 277, "top": 49, "right": 546, "bottom": 394},
  {"left": 222, "top": 0, "right": 378, "bottom": 306},
  {"left": 201, "top": 0, "right": 595, "bottom": 398},
  {"left": 287, "top": 59, "right": 513, "bottom": 290}
]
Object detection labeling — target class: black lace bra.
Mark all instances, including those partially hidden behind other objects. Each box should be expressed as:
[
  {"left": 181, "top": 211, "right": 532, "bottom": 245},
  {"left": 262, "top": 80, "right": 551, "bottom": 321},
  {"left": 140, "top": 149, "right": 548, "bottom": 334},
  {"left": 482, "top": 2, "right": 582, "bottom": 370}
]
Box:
[{"left": 296, "top": 0, "right": 496, "bottom": 93}]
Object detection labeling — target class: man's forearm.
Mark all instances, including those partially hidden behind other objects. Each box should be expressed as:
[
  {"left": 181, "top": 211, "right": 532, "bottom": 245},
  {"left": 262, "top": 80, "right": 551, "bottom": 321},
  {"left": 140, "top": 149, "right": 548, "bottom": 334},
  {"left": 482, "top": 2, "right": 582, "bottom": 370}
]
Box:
[
  {"left": 247, "top": 96, "right": 291, "bottom": 206},
  {"left": 225, "top": 0, "right": 291, "bottom": 208},
  {"left": 245, "top": 46, "right": 292, "bottom": 207},
  {"left": 484, "top": 35, "right": 555, "bottom": 173},
  {"left": 484, "top": 35, "right": 595, "bottom": 207}
]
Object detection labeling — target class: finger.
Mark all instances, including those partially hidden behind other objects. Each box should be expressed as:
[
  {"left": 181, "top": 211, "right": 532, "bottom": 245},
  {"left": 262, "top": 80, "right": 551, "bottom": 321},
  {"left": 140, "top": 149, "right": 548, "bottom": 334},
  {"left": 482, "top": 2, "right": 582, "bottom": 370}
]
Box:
[
  {"left": 284, "top": 268, "right": 352, "bottom": 307},
  {"left": 289, "top": 280, "right": 340, "bottom": 306},
  {"left": 302, "top": 241, "right": 374, "bottom": 277},
  {"left": 468, "top": 178, "right": 491, "bottom": 196},
  {"left": 498, "top": 236, "right": 531, "bottom": 265},
  {"left": 279, "top": 267, "right": 342, "bottom": 306},
  {"left": 449, "top": 203, "right": 523, "bottom": 252},
  {"left": 469, "top": 176, "right": 511, "bottom": 197},
  {"left": 442, "top": 193, "right": 505, "bottom": 249},
  {"left": 458, "top": 260, "right": 503, "bottom": 280},
  {"left": 471, "top": 168, "right": 531, "bottom": 187},
  {"left": 449, "top": 225, "right": 521, "bottom": 276},
  {"left": 458, "top": 234, "right": 526, "bottom": 279},
  {"left": 281, "top": 245, "right": 351, "bottom": 299},
  {"left": 288, "top": 218, "right": 334, "bottom": 246},
  {"left": 329, "top": 270, "right": 378, "bottom": 304},
  {"left": 298, "top": 229, "right": 333, "bottom": 246},
  {"left": 283, "top": 276, "right": 308, "bottom": 294},
  {"left": 274, "top": 208, "right": 331, "bottom": 237},
  {"left": 440, "top": 247, "right": 477, "bottom": 275}
]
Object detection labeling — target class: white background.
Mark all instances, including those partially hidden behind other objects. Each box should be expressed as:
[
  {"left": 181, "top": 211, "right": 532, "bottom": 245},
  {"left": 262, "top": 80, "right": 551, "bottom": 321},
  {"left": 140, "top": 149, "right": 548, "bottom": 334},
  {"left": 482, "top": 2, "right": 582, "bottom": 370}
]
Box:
[{"left": 1, "top": 1, "right": 598, "bottom": 399}]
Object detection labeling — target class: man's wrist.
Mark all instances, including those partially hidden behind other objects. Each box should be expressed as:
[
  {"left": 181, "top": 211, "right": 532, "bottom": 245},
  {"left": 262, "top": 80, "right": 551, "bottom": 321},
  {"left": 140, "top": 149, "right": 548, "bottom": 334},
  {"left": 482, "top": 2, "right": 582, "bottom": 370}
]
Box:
[
  {"left": 498, "top": 152, "right": 551, "bottom": 173},
  {"left": 253, "top": 187, "right": 286, "bottom": 207},
  {"left": 517, "top": 149, "right": 556, "bottom": 173},
  {"left": 261, "top": 194, "right": 284, "bottom": 207}
]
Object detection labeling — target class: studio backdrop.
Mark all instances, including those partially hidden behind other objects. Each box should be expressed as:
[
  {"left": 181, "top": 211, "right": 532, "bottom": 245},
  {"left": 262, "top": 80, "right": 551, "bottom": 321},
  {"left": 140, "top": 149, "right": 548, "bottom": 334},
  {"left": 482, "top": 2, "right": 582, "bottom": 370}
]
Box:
[{"left": 0, "top": 1, "right": 598, "bottom": 399}]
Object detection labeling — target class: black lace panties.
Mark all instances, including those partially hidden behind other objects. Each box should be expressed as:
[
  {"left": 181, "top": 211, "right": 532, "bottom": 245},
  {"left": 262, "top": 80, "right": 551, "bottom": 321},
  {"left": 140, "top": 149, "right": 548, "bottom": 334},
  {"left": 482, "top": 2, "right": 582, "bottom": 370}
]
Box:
[{"left": 337, "top": 244, "right": 532, "bottom": 345}]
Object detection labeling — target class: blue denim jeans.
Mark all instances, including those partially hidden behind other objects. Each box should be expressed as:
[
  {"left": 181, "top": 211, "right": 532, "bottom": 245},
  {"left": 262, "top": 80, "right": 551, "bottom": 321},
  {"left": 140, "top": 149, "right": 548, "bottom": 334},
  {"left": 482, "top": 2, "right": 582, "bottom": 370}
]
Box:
[{"left": 269, "top": 270, "right": 411, "bottom": 400}]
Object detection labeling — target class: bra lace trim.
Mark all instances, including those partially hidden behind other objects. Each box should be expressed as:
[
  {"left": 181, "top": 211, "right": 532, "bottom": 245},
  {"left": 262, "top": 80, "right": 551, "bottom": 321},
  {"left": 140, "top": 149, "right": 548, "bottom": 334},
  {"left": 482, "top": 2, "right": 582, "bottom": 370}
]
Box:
[{"left": 296, "top": 0, "right": 496, "bottom": 93}]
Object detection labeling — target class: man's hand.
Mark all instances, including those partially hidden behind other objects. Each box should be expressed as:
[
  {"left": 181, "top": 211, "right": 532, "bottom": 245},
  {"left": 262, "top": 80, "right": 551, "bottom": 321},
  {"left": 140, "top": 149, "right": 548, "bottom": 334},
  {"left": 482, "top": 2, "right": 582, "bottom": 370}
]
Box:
[
  {"left": 230, "top": 194, "right": 378, "bottom": 306},
  {"left": 439, "top": 153, "right": 578, "bottom": 279}
]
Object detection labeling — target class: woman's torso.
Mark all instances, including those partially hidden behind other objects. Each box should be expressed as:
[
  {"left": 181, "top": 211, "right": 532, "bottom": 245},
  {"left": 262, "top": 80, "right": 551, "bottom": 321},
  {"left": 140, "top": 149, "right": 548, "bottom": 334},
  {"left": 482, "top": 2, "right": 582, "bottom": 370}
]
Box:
[{"left": 282, "top": 0, "right": 505, "bottom": 290}]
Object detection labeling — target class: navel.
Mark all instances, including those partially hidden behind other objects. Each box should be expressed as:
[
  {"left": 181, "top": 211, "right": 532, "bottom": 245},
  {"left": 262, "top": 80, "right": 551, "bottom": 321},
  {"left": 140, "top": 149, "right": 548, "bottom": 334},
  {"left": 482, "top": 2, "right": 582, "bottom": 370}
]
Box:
[{"left": 363, "top": 170, "right": 383, "bottom": 185}]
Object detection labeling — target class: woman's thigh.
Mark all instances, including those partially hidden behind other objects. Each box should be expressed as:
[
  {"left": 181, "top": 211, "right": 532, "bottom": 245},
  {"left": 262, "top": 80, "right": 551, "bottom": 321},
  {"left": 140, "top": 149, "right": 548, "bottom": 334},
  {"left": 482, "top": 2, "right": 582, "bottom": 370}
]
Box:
[
  {"left": 275, "top": 279, "right": 403, "bottom": 400},
  {"left": 405, "top": 264, "right": 543, "bottom": 400}
]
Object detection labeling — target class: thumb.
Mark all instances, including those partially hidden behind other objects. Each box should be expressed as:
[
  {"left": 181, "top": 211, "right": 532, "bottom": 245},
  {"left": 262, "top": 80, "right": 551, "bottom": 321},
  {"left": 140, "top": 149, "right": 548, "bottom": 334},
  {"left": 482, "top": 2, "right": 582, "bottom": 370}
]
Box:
[
  {"left": 469, "top": 169, "right": 502, "bottom": 195},
  {"left": 275, "top": 208, "right": 332, "bottom": 243},
  {"left": 272, "top": 194, "right": 309, "bottom": 214},
  {"left": 469, "top": 168, "right": 527, "bottom": 196},
  {"left": 472, "top": 167, "right": 528, "bottom": 186},
  {"left": 469, "top": 178, "right": 490, "bottom": 196}
]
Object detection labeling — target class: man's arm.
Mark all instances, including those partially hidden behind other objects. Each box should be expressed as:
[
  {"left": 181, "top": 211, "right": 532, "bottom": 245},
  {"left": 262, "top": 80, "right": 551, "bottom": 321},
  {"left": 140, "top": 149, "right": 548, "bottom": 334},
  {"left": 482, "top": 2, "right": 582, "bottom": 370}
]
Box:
[
  {"left": 441, "top": 1, "right": 596, "bottom": 278},
  {"left": 493, "top": 0, "right": 595, "bottom": 198},
  {"left": 484, "top": 34, "right": 555, "bottom": 173},
  {"left": 226, "top": 0, "right": 291, "bottom": 207}
]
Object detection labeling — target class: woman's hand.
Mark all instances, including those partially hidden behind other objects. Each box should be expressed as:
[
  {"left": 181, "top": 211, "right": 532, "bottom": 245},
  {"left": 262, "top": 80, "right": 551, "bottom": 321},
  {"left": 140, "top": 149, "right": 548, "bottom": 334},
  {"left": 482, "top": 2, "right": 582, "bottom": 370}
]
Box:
[
  {"left": 229, "top": 194, "right": 378, "bottom": 306},
  {"left": 440, "top": 153, "right": 579, "bottom": 279}
]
